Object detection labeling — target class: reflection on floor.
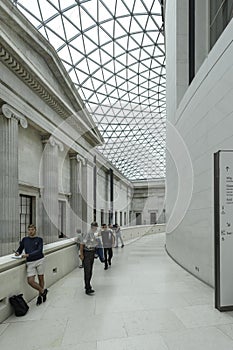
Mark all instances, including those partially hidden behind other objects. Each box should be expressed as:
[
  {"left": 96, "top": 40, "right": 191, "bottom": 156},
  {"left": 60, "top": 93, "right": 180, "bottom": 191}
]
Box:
[{"left": 1, "top": 233, "right": 233, "bottom": 350}]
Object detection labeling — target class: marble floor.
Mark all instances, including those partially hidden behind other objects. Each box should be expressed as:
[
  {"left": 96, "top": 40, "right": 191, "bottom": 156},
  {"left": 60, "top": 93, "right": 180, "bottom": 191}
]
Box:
[{"left": 1, "top": 233, "right": 233, "bottom": 350}]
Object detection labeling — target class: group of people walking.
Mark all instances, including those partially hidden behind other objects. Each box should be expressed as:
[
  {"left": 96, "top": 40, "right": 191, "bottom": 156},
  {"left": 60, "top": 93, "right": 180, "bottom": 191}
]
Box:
[
  {"left": 79, "top": 222, "right": 124, "bottom": 295},
  {"left": 13, "top": 221, "right": 124, "bottom": 306}
]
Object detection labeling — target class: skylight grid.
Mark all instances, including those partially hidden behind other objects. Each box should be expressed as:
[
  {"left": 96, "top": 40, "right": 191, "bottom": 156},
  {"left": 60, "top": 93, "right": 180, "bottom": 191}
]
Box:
[{"left": 13, "top": 0, "right": 166, "bottom": 180}]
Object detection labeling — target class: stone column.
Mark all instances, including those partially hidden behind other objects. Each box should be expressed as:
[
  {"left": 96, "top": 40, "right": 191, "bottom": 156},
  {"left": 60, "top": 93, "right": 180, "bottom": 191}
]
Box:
[
  {"left": 0, "top": 104, "right": 28, "bottom": 256},
  {"left": 41, "top": 136, "right": 63, "bottom": 243},
  {"left": 78, "top": 156, "right": 88, "bottom": 234},
  {"left": 69, "top": 153, "right": 82, "bottom": 235}
]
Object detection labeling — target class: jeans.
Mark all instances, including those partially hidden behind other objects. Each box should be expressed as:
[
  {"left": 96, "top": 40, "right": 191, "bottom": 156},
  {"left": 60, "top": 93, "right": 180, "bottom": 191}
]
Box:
[{"left": 95, "top": 247, "right": 105, "bottom": 262}]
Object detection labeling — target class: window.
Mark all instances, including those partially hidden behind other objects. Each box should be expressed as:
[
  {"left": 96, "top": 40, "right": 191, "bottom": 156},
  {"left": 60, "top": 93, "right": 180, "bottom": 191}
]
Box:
[
  {"left": 189, "top": 0, "right": 195, "bottom": 84},
  {"left": 150, "top": 212, "right": 157, "bottom": 224},
  {"left": 101, "top": 209, "right": 104, "bottom": 226},
  {"left": 108, "top": 210, "right": 112, "bottom": 225},
  {"left": 58, "top": 201, "right": 66, "bottom": 238},
  {"left": 136, "top": 212, "right": 142, "bottom": 225},
  {"left": 19, "top": 195, "right": 33, "bottom": 239},
  {"left": 120, "top": 211, "right": 122, "bottom": 226},
  {"left": 210, "top": 0, "right": 233, "bottom": 49},
  {"left": 115, "top": 211, "right": 118, "bottom": 224},
  {"left": 129, "top": 211, "right": 132, "bottom": 225}
]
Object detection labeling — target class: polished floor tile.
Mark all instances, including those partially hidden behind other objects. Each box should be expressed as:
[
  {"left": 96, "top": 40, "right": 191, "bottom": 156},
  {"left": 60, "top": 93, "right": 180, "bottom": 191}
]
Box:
[{"left": 1, "top": 233, "right": 233, "bottom": 350}]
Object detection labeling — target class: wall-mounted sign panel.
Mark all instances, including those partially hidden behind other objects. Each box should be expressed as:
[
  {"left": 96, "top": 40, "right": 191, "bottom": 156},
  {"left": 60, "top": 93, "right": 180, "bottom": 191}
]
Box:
[{"left": 214, "top": 150, "right": 233, "bottom": 311}]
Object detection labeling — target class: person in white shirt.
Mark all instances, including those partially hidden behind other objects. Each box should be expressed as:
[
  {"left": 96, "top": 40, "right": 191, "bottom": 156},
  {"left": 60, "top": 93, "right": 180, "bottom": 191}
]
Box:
[
  {"left": 79, "top": 222, "right": 99, "bottom": 295},
  {"left": 114, "top": 223, "right": 124, "bottom": 248}
]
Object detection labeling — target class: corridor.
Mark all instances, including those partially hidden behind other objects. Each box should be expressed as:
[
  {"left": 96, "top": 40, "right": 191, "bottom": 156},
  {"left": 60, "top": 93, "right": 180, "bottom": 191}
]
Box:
[{"left": 1, "top": 233, "right": 233, "bottom": 350}]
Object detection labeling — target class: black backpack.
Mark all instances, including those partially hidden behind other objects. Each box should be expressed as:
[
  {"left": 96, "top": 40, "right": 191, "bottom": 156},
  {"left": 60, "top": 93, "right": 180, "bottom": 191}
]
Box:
[{"left": 9, "top": 294, "right": 29, "bottom": 316}]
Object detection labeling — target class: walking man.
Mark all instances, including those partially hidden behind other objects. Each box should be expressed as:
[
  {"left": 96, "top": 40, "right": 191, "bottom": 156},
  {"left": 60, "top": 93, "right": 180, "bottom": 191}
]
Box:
[
  {"left": 101, "top": 224, "right": 115, "bottom": 270},
  {"left": 114, "top": 223, "right": 124, "bottom": 248},
  {"left": 79, "top": 222, "right": 99, "bottom": 295},
  {"left": 15, "top": 224, "right": 48, "bottom": 306}
]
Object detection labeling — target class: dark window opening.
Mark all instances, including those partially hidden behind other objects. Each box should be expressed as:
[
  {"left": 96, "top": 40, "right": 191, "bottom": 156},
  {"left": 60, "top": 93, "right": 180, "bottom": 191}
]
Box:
[
  {"left": 189, "top": 0, "right": 195, "bottom": 84},
  {"left": 58, "top": 201, "right": 66, "bottom": 238},
  {"left": 136, "top": 212, "right": 142, "bottom": 225},
  {"left": 19, "top": 195, "right": 33, "bottom": 239}
]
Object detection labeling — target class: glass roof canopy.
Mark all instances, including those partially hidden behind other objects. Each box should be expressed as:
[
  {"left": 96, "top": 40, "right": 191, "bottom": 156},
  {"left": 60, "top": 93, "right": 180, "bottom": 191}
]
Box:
[{"left": 13, "top": 0, "right": 166, "bottom": 180}]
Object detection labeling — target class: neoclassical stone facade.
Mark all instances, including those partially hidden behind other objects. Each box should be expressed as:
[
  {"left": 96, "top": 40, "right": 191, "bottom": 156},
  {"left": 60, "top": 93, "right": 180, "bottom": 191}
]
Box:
[{"left": 0, "top": 0, "right": 165, "bottom": 257}]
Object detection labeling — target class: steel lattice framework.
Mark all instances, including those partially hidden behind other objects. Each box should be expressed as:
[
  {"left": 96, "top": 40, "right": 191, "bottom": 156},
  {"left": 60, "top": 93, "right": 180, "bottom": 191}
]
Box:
[{"left": 12, "top": 0, "right": 166, "bottom": 180}]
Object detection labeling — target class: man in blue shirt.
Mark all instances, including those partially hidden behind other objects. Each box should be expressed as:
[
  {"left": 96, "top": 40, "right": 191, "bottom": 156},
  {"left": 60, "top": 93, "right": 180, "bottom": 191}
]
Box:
[{"left": 15, "top": 224, "right": 48, "bottom": 305}]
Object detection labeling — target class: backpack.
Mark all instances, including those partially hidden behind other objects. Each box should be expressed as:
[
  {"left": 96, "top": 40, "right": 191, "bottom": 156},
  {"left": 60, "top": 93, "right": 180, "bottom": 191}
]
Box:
[{"left": 9, "top": 294, "right": 29, "bottom": 316}]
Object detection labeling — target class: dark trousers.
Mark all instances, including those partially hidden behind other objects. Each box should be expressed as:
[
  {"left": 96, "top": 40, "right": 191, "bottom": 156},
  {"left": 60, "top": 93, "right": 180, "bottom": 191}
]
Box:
[
  {"left": 83, "top": 250, "right": 95, "bottom": 291},
  {"left": 104, "top": 247, "right": 113, "bottom": 268}
]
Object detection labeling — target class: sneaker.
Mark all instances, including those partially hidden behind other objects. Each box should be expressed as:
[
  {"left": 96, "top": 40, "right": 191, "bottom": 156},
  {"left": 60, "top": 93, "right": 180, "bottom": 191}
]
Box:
[
  {"left": 86, "top": 289, "right": 95, "bottom": 295},
  {"left": 121, "top": 244, "right": 124, "bottom": 248},
  {"left": 36, "top": 295, "right": 42, "bottom": 306},
  {"left": 104, "top": 266, "right": 108, "bottom": 270},
  {"left": 108, "top": 260, "right": 111, "bottom": 266},
  {"left": 42, "top": 288, "right": 48, "bottom": 302}
]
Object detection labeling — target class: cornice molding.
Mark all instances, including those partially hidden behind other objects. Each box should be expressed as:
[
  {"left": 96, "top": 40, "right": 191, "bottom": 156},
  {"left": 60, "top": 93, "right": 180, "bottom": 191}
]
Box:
[{"left": 0, "top": 43, "right": 70, "bottom": 119}]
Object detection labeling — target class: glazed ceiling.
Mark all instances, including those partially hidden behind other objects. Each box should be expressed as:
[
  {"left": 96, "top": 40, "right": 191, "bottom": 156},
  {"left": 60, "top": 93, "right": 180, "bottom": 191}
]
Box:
[{"left": 12, "top": 0, "right": 166, "bottom": 180}]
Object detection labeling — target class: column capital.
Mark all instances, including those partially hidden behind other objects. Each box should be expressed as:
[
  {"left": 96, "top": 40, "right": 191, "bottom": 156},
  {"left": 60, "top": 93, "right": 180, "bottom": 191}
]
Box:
[
  {"left": 1, "top": 104, "right": 28, "bottom": 128},
  {"left": 76, "top": 154, "right": 87, "bottom": 166},
  {"left": 69, "top": 152, "right": 78, "bottom": 160},
  {"left": 42, "top": 135, "right": 64, "bottom": 152}
]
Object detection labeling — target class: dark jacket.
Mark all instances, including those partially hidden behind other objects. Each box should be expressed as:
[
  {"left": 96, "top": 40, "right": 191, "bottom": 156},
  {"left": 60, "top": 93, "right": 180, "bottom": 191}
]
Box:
[{"left": 17, "top": 236, "right": 44, "bottom": 262}]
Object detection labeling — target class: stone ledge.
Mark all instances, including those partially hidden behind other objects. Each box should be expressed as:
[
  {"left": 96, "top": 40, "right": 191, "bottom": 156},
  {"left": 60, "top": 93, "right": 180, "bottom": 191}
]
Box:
[{"left": 0, "top": 238, "right": 77, "bottom": 273}]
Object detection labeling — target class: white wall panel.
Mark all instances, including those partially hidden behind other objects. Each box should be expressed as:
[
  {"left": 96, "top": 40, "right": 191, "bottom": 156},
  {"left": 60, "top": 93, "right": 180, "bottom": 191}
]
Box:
[
  {"left": 18, "top": 126, "right": 43, "bottom": 187},
  {"left": 166, "top": 2, "right": 233, "bottom": 286}
]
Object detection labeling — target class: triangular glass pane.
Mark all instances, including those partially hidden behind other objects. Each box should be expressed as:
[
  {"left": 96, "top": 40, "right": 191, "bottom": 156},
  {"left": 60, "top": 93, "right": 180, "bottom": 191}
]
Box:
[
  {"left": 100, "top": 50, "right": 112, "bottom": 65},
  {"left": 59, "top": 0, "right": 76, "bottom": 10},
  {"left": 102, "top": 42, "right": 114, "bottom": 57},
  {"left": 127, "top": 36, "right": 139, "bottom": 51},
  {"left": 86, "top": 27, "right": 99, "bottom": 46},
  {"left": 62, "top": 16, "right": 79, "bottom": 41},
  {"left": 98, "top": 1, "right": 112, "bottom": 22},
  {"left": 18, "top": 0, "right": 42, "bottom": 19},
  {"left": 64, "top": 5, "right": 81, "bottom": 26},
  {"left": 69, "top": 46, "right": 84, "bottom": 64},
  {"left": 46, "top": 15, "right": 64, "bottom": 38},
  {"left": 130, "top": 17, "right": 143, "bottom": 35},
  {"left": 133, "top": 0, "right": 146, "bottom": 14},
  {"left": 115, "top": 0, "right": 128, "bottom": 17},
  {"left": 58, "top": 45, "right": 71, "bottom": 61},
  {"left": 98, "top": 27, "right": 112, "bottom": 46},
  {"left": 74, "top": 68, "right": 89, "bottom": 84},
  {"left": 77, "top": 57, "right": 90, "bottom": 73},
  {"left": 80, "top": 6, "right": 96, "bottom": 30},
  {"left": 69, "top": 37, "right": 85, "bottom": 55},
  {"left": 83, "top": 35, "right": 98, "bottom": 54},
  {"left": 81, "top": 0, "right": 98, "bottom": 21},
  {"left": 46, "top": 28, "right": 65, "bottom": 50},
  {"left": 114, "top": 21, "right": 127, "bottom": 39},
  {"left": 38, "top": 0, "right": 58, "bottom": 21},
  {"left": 100, "top": 20, "right": 114, "bottom": 39}
]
